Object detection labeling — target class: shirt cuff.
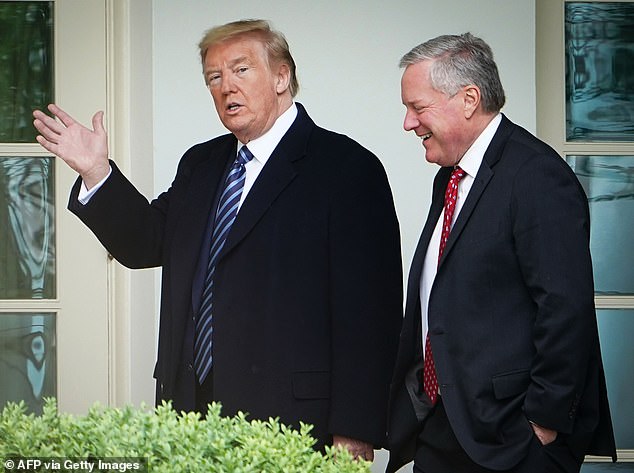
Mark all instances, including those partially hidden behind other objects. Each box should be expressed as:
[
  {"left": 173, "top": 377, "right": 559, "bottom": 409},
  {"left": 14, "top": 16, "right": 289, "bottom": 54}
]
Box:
[{"left": 78, "top": 166, "right": 112, "bottom": 205}]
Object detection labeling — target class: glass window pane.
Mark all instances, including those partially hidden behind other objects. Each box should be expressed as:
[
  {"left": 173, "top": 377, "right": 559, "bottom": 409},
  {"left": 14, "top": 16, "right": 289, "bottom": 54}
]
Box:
[
  {"left": 565, "top": 2, "right": 634, "bottom": 142},
  {"left": 0, "top": 157, "right": 55, "bottom": 299},
  {"left": 566, "top": 155, "right": 634, "bottom": 295},
  {"left": 0, "top": 1, "right": 53, "bottom": 143},
  {"left": 0, "top": 313, "right": 56, "bottom": 414},
  {"left": 582, "top": 463, "right": 634, "bottom": 472},
  {"left": 596, "top": 309, "right": 634, "bottom": 450}
]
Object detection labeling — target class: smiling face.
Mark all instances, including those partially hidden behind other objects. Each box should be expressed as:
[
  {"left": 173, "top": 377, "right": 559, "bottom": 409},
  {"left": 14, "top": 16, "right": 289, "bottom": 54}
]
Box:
[
  {"left": 401, "top": 60, "right": 477, "bottom": 168},
  {"left": 204, "top": 35, "right": 292, "bottom": 143}
]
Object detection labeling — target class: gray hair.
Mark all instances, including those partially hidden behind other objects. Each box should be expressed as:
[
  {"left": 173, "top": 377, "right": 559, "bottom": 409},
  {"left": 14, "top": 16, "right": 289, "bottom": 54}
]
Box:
[{"left": 399, "top": 33, "right": 505, "bottom": 113}]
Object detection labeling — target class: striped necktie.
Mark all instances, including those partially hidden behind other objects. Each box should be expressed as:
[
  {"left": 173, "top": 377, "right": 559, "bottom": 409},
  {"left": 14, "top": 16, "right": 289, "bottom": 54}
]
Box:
[{"left": 194, "top": 145, "right": 254, "bottom": 383}]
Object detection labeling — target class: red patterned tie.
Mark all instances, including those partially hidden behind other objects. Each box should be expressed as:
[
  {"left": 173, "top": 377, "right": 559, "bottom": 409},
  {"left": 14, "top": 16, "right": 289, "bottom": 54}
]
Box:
[{"left": 424, "top": 166, "right": 466, "bottom": 405}]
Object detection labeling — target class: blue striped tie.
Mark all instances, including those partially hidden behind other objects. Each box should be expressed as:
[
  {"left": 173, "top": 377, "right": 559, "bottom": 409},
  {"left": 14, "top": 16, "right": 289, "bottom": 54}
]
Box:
[{"left": 194, "top": 145, "right": 254, "bottom": 383}]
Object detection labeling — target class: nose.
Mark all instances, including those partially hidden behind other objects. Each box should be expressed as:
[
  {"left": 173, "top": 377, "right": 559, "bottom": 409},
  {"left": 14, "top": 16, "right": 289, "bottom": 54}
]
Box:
[
  {"left": 403, "top": 110, "right": 419, "bottom": 132},
  {"left": 220, "top": 74, "right": 236, "bottom": 94}
]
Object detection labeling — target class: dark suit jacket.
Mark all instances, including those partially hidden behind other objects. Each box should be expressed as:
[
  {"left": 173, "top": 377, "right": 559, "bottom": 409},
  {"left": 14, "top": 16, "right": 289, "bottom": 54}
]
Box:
[
  {"left": 387, "top": 115, "right": 616, "bottom": 471},
  {"left": 68, "top": 103, "right": 403, "bottom": 447}
]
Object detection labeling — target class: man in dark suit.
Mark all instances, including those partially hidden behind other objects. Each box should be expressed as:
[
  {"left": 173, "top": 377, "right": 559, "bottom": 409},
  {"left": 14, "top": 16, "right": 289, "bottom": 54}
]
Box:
[
  {"left": 387, "top": 33, "right": 616, "bottom": 473},
  {"left": 33, "top": 19, "right": 402, "bottom": 460}
]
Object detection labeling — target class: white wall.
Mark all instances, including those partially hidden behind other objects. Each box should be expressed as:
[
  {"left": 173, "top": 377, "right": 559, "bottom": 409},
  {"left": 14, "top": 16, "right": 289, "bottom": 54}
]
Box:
[{"left": 149, "top": 1, "right": 535, "bottom": 470}]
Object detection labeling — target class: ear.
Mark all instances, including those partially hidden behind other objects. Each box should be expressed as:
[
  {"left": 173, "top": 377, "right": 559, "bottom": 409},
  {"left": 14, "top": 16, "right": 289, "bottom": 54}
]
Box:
[
  {"left": 463, "top": 85, "right": 481, "bottom": 119},
  {"left": 275, "top": 63, "right": 291, "bottom": 95}
]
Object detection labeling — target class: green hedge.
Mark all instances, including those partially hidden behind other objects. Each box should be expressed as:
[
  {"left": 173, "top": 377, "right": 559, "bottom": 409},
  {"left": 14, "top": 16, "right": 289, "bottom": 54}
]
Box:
[{"left": 0, "top": 399, "right": 370, "bottom": 473}]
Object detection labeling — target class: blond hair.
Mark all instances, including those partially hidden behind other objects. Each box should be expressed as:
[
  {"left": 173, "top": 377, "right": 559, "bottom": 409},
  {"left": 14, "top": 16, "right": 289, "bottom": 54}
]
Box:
[{"left": 198, "top": 19, "right": 299, "bottom": 97}]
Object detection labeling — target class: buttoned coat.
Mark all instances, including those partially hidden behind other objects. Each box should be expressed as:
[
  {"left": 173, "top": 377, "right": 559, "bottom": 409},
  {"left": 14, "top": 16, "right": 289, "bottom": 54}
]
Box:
[{"left": 68, "top": 104, "right": 403, "bottom": 447}]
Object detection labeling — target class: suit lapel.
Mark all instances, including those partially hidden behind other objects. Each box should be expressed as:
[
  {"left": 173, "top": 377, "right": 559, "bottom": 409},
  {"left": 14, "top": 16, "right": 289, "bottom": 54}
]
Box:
[
  {"left": 171, "top": 137, "right": 235, "bottom": 277},
  {"left": 398, "top": 168, "right": 449, "bottom": 374},
  {"left": 168, "top": 136, "right": 235, "bottom": 377},
  {"left": 437, "top": 165, "right": 492, "bottom": 268},
  {"left": 437, "top": 115, "right": 514, "bottom": 267},
  {"left": 219, "top": 104, "right": 313, "bottom": 257},
  {"left": 408, "top": 168, "right": 449, "bottom": 297}
]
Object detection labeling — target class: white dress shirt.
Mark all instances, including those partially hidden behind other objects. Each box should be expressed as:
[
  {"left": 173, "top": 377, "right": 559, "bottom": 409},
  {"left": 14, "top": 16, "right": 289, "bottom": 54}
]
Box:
[
  {"left": 419, "top": 113, "right": 502, "bottom": 355},
  {"left": 236, "top": 103, "right": 297, "bottom": 209}
]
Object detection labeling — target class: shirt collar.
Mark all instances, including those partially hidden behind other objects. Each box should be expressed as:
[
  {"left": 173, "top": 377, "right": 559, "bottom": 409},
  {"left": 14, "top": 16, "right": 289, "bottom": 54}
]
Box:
[
  {"left": 457, "top": 113, "right": 502, "bottom": 178},
  {"left": 237, "top": 102, "right": 298, "bottom": 165}
]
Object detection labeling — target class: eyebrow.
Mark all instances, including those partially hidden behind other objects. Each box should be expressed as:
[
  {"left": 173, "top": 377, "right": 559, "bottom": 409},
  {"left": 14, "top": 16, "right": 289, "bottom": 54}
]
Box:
[
  {"left": 227, "top": 55, "right": 251, "bottom": 68},
  {"left": 206, "top": 55, "right": 252, "bottom": 74}
]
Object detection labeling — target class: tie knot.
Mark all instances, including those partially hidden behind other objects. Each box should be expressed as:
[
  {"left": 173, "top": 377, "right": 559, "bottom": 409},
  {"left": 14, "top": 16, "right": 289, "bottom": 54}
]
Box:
[
  {"left": 451, "top": 166, "right": 466, "bottom": 182},
  {"left": 237, "top": 145, "right": 254, "bottom": 166}
]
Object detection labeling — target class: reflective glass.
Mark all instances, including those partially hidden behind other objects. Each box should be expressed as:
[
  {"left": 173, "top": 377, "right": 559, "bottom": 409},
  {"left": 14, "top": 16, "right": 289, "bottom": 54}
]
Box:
[
  {"left": 0, "top": 1, "right": 53, "bottom": 143},
  {"left": 565, "top": 2, "right": 634, "bottom": 142},
  {"left": 581, "top": 463, "right": 634, "bottom": 472},
  {"left": 566, "top": 155, "right": 634, "bottom": 295},
  {"left": 0, "top": 313, "right": 56, "bottom": 414},
  {"left": 596, "top": 309, "right": 634, "bottom": 449},
  {"left": 0, "top": 157, "right": 55, "bottom": 299}
]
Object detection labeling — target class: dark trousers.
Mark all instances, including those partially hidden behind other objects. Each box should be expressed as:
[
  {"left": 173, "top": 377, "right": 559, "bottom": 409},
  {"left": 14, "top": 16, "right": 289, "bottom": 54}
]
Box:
[{"left": 413, "top": 398, "right": 581, "bottom": 473}]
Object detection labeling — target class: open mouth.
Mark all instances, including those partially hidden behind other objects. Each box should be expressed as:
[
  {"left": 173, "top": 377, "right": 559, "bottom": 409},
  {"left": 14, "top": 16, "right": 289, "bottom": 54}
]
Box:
[
  {"left": 227, "top": 103, "right": 241, "bottom": 112},
  {"left": 421, "top": 132, "right": 432, "bottom": 142}
]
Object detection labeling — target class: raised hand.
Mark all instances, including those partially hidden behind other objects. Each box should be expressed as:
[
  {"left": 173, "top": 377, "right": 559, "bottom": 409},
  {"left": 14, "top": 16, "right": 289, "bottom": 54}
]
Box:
[{"left": 33, "top": 104, "right": 110, "bottom": 189}]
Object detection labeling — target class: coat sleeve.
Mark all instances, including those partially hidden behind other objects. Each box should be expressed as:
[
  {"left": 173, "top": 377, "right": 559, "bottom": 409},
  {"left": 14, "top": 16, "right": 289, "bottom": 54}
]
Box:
[
  {"left": 511, "top": 151, "right": 597, "bottom": 435},
  {"left": 326, "top": 140, "right": 403, "bottom": 447},
  {"left": 67, "top": 160, "right": 172, "bottom": 269}
]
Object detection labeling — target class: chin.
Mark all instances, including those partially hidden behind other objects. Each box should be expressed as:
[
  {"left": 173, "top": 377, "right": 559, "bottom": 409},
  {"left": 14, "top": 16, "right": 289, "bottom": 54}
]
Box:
[
  {"left": 222, "top": 120, "right": 246, "bottom": 137},
  {"left": 424, "top": 154, "right": 439, "bottom": 165},
  {"left": 424, "top": 151, "right": 447, "bottom": 167}
]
